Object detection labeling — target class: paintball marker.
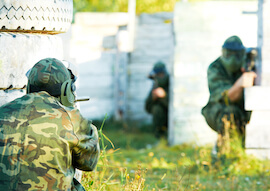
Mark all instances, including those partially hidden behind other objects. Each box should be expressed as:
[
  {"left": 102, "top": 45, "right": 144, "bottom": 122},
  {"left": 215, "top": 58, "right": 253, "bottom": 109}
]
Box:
[
  {"left": 245, "top": 48, "right": 258, "bottom": 72},
  {"left": 148, "top": 73, "right": 160, "bottom": 89},
  {"left": 148, "top": 70, "right": 158, "bottom": 80},
  {"left": 75, "top": 96, "right": 90, "bottom": 102}
]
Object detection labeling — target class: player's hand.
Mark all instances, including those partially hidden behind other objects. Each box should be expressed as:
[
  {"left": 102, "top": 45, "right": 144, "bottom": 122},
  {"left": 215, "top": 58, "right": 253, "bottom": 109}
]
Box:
[
  {"left": 236, "top": 71, "right": 257, "bottom": 88},
  {"left": 152, "top": 87, "right": 166, "bottom": 100}
]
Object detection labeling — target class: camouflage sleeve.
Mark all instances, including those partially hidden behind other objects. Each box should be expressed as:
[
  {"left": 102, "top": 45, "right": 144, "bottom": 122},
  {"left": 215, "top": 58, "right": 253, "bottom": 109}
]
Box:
[
  {"left": 156, "top": 76, "right": 169, "bottom": 109},
  {"left": 145, "top": 88, "right": 169, "bottom": 113},
  {"left": 69, "top": 109, "right": 100, "bottom": 171},
  {"left": 207, "top": 64, "right": 233, "bottom": 104},
  {"left": 158, "top": 90, "right": 169, "bottom": 109}
]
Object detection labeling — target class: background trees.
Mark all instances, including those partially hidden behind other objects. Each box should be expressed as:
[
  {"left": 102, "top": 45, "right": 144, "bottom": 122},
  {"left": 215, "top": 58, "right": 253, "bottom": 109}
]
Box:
[{"left": 73, "top": 0, "right": 177, "bottom": 14}]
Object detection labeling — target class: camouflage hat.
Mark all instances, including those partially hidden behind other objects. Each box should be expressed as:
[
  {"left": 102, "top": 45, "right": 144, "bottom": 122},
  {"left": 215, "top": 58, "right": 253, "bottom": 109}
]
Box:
[
  {"left": 27, "top": 58, "right": 71, "bottom": 96},
  {"left": 222, "top": 36, "right": 245, "bottom": 51}
]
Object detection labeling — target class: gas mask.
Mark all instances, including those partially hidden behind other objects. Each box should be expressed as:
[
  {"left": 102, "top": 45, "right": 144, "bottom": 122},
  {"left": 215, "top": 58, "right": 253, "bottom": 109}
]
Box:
[{"left": 221, "top": 48, "right": 246, "bottom": 73}]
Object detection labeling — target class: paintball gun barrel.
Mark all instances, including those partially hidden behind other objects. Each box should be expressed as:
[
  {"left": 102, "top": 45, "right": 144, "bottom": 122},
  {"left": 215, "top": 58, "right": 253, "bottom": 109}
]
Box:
[{"left": 75, "top": 96, "right": 90, "bottom": 102}]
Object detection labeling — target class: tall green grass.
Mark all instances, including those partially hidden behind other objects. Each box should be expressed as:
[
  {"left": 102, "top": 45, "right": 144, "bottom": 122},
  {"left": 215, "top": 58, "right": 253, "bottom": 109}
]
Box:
[{"left": 81, "top": 118, "right": 270, "bottom": 190}]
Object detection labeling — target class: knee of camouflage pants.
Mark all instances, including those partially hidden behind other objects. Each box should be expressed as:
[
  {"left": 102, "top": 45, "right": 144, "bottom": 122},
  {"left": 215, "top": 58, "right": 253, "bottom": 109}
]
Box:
[{"left": 203, "top": 104, "right": 246, "bottom": 135}]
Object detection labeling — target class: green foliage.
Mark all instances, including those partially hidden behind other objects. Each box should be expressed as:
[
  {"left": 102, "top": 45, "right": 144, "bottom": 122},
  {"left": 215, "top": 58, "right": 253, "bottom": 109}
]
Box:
[
  {"left": 82, "top": 119, "right": 270, "bottom": 190},
  {"left": 73, "top": 0, "right": 257, "bottom": 14},
  {"left": 73, "top": 0, "right": 178, "bottom": 14},
  {"left": 73, "top": 0, "right": 127, "bottom": 13},
  {"left": 136, "top": 0, "right": 178, "bottom": 14}
]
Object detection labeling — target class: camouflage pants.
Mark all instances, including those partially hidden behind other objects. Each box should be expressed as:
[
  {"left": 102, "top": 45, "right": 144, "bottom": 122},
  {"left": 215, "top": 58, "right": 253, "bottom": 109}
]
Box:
[
  {"left": 151, "top": 104, "right": 168, "bottom": 138},
  {"left": 202, "top": 103, "right": 248, "bottom": 135}
]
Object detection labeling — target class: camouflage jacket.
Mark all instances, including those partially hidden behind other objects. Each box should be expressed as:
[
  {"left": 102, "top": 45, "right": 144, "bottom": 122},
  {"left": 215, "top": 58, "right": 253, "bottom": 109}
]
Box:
[
  {"left": 202, "top": 57, "right": 247, "bottom": 115},
  {"left": 0, "top": 91, "right": 100, "bottom": 190},
  {"left": 145, "top": 76, "right": 169, "bottom": 114}
]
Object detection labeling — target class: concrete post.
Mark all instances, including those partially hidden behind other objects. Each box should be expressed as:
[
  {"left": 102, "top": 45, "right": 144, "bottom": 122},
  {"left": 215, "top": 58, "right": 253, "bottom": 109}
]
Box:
[{"left": 128, "top": 0, "right": 136, "bottom": 52}]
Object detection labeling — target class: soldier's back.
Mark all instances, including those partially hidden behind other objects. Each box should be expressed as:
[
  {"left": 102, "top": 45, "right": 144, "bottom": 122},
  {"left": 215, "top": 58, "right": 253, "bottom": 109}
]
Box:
[{"left": 0, "top": 91, "right": 78, "bottom": 190}]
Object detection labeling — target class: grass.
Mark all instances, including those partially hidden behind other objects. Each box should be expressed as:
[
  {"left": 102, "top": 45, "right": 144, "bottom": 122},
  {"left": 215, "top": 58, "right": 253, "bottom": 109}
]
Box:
[{"left": 81, "top": 118, "right": 270, "bottom": 191}]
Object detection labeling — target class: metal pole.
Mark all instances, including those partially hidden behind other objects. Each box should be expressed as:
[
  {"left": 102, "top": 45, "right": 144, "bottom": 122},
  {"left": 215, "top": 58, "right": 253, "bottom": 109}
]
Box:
[{"left": 257, "top": 0, "right": 263, "bottom": 85}]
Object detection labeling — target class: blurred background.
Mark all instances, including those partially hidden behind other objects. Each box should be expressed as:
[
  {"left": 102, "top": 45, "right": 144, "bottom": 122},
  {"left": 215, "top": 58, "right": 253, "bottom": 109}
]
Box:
[
  {"left": 59, "top": 0, "right": 267, "bottom": 148},
  {"left": 1, "top": 0, "right": 270, "bottom": 189}
]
